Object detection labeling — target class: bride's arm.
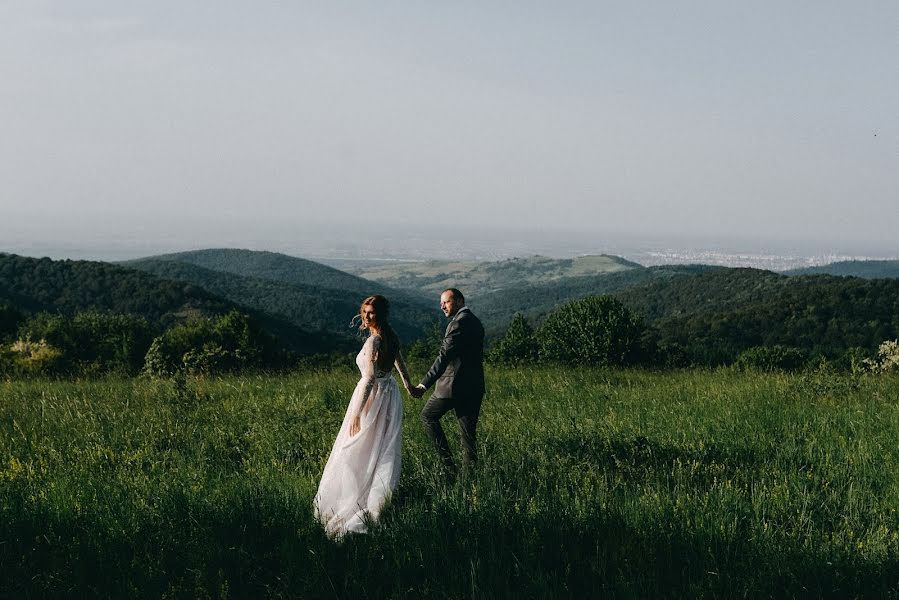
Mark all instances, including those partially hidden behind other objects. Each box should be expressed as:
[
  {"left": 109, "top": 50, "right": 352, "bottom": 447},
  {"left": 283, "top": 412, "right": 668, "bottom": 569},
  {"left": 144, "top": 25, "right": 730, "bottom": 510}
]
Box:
[
  {"left": 350, "top": 336, "right": 380, "bottom": 436},
  {"left": 394, "top": 348, "right": 414, "bottom": 394}
]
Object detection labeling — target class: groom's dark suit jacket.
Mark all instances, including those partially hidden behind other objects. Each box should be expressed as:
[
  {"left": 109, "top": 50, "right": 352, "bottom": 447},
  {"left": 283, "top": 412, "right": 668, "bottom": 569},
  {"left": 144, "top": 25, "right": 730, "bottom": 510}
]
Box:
[{"left": 421, "top": 308, "right": 485, "bottom": 401}]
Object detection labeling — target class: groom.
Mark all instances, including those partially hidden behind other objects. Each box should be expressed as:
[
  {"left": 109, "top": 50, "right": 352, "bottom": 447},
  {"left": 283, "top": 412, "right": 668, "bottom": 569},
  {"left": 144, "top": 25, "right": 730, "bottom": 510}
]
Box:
[{"left": 412, "top": 288, "right": 486, "bottom": 471}]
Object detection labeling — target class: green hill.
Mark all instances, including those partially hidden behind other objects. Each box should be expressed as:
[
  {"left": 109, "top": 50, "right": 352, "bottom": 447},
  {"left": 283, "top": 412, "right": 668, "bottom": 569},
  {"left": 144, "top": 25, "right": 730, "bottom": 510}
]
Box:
[
  {"left": 127, "top": 248, "right": 429, "bottom": 303},
  {"left": 124, "top": 258, "right": 437, "bottom": 341},
  {"left": 784, "top": 260, "right": 899, "bottom": 279},
  {"left": 613, "top": 268, "right": 899, "bottom": 364},
  {"left": 473, "top": 265, "right": 714, "bottom": 330},
  {"left": 478, "top": 263, "right": 899, "bottom": 366},
  {"left": 323, "top": 254, "right": 641, "bottom": 297},
  {"left": 0, "top": 253, "right": 346, "bottom": 355}
]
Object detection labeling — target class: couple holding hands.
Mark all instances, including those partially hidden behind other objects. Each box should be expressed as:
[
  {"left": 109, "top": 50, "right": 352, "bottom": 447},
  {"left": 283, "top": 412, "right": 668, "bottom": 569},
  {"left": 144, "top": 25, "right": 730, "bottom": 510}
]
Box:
[{"left": 314, "top": 288, "right": 485, "bottom": 537}]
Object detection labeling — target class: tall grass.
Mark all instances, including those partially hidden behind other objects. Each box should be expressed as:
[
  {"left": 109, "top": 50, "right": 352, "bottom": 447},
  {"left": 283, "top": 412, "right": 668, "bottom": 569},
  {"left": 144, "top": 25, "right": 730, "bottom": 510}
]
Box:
[{"left": 1, "top": 367, "right": 898, "bottom": 597}]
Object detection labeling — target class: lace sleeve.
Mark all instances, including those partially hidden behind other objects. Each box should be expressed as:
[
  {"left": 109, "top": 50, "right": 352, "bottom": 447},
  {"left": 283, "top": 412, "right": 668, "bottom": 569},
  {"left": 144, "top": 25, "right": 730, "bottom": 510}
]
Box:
[
  {"left": 356, "top": 335, "right": 381, "bottom": 419},
  {"left": 394, "top": 348, "right": 412, "bottom": 391}
]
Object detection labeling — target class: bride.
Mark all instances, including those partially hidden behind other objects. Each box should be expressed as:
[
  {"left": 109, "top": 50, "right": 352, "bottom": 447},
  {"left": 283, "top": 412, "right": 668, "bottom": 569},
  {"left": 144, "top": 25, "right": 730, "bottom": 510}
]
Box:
[{"left": 314, "top": 294, "right": 414, "bottom": 536}]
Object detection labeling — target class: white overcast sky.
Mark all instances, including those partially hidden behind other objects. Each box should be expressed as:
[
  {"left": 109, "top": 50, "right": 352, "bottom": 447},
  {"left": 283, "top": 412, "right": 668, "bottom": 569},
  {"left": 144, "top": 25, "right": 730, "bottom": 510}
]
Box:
[{"left": 1, "top": 1, "right": 897, "bottom": 253}]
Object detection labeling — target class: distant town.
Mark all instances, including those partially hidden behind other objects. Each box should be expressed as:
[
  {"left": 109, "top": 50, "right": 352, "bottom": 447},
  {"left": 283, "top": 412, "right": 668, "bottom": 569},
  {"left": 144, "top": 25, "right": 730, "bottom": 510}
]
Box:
[{"left": 2, "top": 226, "right": 896, "bottom": 273}]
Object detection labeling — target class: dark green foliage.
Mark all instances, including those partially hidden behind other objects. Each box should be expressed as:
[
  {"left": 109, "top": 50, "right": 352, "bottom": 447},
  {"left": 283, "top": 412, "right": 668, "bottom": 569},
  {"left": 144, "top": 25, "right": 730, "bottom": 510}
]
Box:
[
  {"left": 18, "top": 311, "right": 154, "bottom": 375},
  {"left": 126, "top": 248, "right": 395, "bottom": 296},
  {"left": 537, "top": 296, "right": 645, "bottom": 367},
  {"left": 0, "top": 302, "right": 24, "bottom": 341},
  {"left": 0, "top": 338, "right": 63, "bottom": 375},
  {"left": 125, "top": 258, "right": 436, "bottom": 341},
  {"left": 735, "top": 345, "right": 807, "bottom": 372},
  {"left": 404, "top": 319, "right": 446, "bottom": 364},
  {"left": 142, "top": 311, "right": 279, "bottom": 376},
  {"left": 785, "top": 259, "right": 899, "bottom": 279},
  {"left": 615, "top": 269, "right": 899, "bottom": 367},
  {"left": 0, "top": 253, "right": 232, "bottom": 327},
  {"left": 474, "top": 265, "right": 711, "bottom": 328},
  {"left": 0, "top": 253, "right": 351, "bottom": 363},
  {"left": 488, "top": 313, "right": 538, "bottom": 365}
]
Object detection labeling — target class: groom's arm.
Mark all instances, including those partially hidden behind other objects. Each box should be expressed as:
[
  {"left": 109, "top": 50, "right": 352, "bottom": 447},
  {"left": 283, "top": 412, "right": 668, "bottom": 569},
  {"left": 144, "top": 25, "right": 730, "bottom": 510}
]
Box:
[{"left": 420, "top": 319, "right": 464, "bottom": 390}]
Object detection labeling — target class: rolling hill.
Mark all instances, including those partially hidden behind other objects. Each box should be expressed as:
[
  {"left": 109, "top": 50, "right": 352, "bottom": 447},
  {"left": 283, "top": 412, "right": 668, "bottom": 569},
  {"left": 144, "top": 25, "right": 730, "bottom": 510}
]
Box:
[
  {"left": 614, "top": 268, "right": 899, "bottom": 364},
  {"left": 123, "top": 258, "right": 438, "bottom": 341},
  {"left": 475, "top": 262, "right": 899, "bottom": 365},
  {"left": 322, "top": 254, "right": 642, "bottom": 297},
  {"left": 126, "top": 249, "right": 430, "bottom": 303},
  {"left": 0, "top": 253, "right": 348, "bottom": 355},
  {"left": 784, "top": 260, "right": 899, "bottom": 279},
  {"left": 472, "top": 265, "right": 716, "bottom": 330}
]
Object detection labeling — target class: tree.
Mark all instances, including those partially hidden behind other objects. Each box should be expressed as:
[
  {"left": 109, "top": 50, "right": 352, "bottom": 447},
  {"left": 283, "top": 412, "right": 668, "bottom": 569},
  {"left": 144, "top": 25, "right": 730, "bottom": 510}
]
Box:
[
  {"left": 18, "top": 311, "right": 154, "bottom": 375},
  {"left": 488, "top": 313, "right": 538, "bottom": 365},
  {"left": 0, "top": 303, "right": 23, "bottom": 342},
  {"left": 142, "top": 310, "right": 277, "bottom": 377},
  {"left": 537, "top": 295, "right": 644, "bottom": 367},
  {"left": 734, "top": 345, "right": 807, "bottom": 372},
  {"left": 404, "top": 319, "right": 445, "bottom": 364}
]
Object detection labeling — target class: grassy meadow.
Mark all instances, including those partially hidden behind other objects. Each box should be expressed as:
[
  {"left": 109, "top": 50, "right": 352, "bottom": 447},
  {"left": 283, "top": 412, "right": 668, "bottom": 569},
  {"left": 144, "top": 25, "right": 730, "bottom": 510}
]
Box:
[{"left": 2, "top": 366, "right": 899, "bottom": 598}]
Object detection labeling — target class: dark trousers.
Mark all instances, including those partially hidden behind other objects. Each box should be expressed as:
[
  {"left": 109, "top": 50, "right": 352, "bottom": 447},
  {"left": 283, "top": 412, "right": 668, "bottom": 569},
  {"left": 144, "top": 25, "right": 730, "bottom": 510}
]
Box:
[{"left": 420, "top": 394, "right": 483, "bottom": 469}]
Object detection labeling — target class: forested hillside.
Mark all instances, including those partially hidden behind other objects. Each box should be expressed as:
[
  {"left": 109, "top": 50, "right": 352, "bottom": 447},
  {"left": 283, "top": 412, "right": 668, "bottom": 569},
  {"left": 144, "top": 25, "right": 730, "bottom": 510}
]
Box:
[
  {"left": 6, "top": 250, "right": 899, "bottom": 374},
  {"left": 784, "top": 259, "right": 899, "bottom": 279},
  {"left": 623, "top": 270, "right": 899, "bottom": 365},
  {"left": 472, "top": 265, "right": 716, "bottom": 329},
  {"left": 0, "top": 253, "right": 231, "bottom": 326},
  {"left": 480, "top": 265, "right": 899, "bottom": 367},
  {"left": 0, "top": 253, "right": 350, "bottom": 365},
  {"left": 124, "top": 259, "right": 437, "bottom": 341},
  {"left": 126, "top": 249, "right": 427, "bottom": 304}
]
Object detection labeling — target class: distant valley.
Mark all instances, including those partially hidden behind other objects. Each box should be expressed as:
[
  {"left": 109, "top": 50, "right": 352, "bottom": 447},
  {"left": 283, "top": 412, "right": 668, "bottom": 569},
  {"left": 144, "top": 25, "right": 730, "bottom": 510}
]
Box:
[
  {"left": 321, "top": 254, "right": 641, "bottom": 297},
  {"left": 3, "top": 248, "right": 899, "bottom": 371}
]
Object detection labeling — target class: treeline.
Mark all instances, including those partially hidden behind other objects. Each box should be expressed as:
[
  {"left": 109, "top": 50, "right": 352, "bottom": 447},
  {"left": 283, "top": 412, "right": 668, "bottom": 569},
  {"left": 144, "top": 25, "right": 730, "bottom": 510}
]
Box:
[
  {"left": 487, "top": 282, "right": 899, "bottom": 371},
  {"left": 125, "top": 258, "right": 436, "bottom": 341},
  {"left": 617, "top": 270, "right": 899, "bottom": 367},
  {"left": 0, "top": 253, "right": 353, "bottom": 377},
  {"left": 0, "top": 253, "right": 231, "bottom": 326},
  {"left": 0, "top": 306, "right": 293, "bottom": 377}
]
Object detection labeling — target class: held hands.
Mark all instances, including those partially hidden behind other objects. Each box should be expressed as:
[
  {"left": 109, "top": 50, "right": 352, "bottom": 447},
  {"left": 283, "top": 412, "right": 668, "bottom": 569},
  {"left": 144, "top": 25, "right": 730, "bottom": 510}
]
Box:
[{"left": 408, "top": 384, "right": 426, "bottom": 399}]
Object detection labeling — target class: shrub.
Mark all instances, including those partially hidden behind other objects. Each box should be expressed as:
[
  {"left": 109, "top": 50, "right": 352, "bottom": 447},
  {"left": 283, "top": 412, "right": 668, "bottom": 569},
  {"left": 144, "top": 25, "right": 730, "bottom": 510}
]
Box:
[
  {"left": 537, "top": 296, "right": 644, "bottom": 367},
  {"left": 735, "top": 345, "right": 807, "bottom": 372},
  {"left": 488, "top": 313, "right": 538, "bottom": 365},
  {"left": 1, "top": 338, "right": 64, "bottom": 375},
  {"left": 142, "top": 310, "right": 274, "bottom": 377},
  {"left": 0, "top": 303, "right": 24, "bottom": 342},
  {"left": 863, "top": 340, "right": 899, "bottom": 374},
  {"left": 19, "top": 311, "right": 153, "bottom": 375},
  {"left": 404, "top": 320, "right": 445, "bottom": 364}
]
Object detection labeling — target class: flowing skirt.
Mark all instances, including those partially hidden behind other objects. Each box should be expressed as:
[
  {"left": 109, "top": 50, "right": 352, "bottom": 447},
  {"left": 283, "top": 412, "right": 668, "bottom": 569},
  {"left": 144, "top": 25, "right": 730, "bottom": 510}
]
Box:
[{"left": 313, "top": 375, "right": 403, "bottom": 536}]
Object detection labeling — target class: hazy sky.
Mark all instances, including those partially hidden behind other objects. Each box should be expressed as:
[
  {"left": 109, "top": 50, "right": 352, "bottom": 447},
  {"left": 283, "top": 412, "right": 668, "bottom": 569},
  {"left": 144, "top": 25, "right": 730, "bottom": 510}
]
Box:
[{"left": 1, "top": 1, "right": 897, "bottom": 255}]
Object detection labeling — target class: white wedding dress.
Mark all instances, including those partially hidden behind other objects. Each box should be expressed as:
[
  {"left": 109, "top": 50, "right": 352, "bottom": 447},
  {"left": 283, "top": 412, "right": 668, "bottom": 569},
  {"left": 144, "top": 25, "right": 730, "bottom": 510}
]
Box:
[{"left": 314, "top": 334, "right": 410, "bottom": 536}]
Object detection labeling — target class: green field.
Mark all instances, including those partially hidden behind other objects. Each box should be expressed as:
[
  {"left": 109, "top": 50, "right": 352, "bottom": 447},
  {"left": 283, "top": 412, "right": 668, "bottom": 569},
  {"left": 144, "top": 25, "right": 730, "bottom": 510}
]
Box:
[{"left": 2, "top": 368, "right": 898, "bottom": 597}]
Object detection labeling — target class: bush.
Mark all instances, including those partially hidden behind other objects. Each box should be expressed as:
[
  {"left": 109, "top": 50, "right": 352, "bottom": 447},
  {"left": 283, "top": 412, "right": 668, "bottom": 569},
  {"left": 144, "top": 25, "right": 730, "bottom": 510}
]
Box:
[
  {"left": 404, "top": 319, "right": 445, "bottom": 364},
  {"left": 735, "top": 345, "right": 807, "bottom": 372},
  {"left": 863, "top": 340, "right": 899, "bottom": 374},
  {"left": 0, "top": 338, "right": 64, "bottom": 375},
  {"left": 142, "top": 310, "right": 274, "bottom": 377},
  {"left": 537, "top": 296, "right": 645, "bottom": 367},
  {"left": 0, "top": 303, "right": 24, "bottom": 342},
  {"left": 488, "top": 313, "right": 538, "bottom": 365},
  {"left": 19, "top": 311, "right": 153, "bottom": 375}
]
